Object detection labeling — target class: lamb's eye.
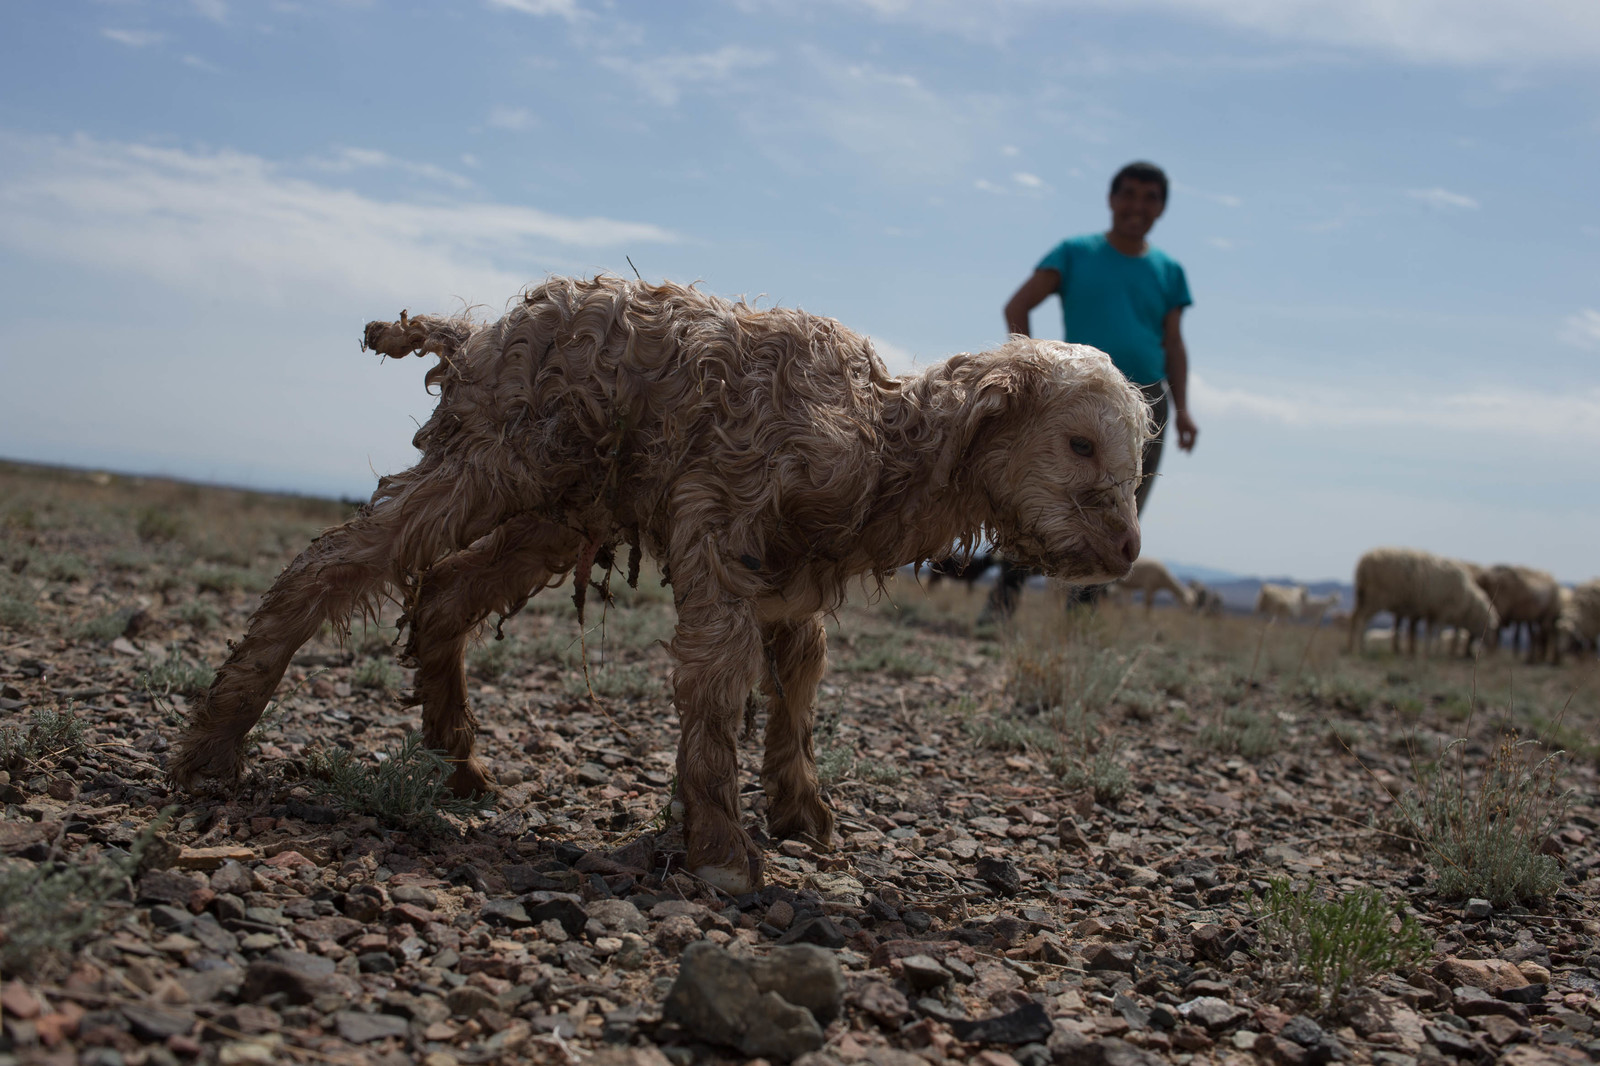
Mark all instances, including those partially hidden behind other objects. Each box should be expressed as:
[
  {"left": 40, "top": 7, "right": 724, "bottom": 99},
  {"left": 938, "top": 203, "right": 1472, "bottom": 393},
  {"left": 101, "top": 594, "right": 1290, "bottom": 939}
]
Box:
[{"left": 1070, "top": 437, "right": 1095, "bottom": 458}]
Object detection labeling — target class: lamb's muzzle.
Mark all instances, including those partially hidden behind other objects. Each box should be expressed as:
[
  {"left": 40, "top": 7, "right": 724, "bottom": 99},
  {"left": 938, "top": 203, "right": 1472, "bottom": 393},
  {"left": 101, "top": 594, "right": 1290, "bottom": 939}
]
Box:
[{"left": 170, "top": 275, "right": 1150, "bottom": 894}]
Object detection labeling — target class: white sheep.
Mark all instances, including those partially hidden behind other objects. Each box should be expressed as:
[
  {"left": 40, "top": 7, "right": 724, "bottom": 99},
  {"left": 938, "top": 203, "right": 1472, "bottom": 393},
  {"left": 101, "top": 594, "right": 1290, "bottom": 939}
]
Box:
[
  {"left": 1255, "top": 582, "right": 1306, "bottom": 620},
  {"left": 1111, "top": 558, "right": 1197, "bottom": 612},
  {"left": 1347, "top": 547, "right": 1499, "bottom": 658},
  {"left": 1558, "top": 580, "right": 1600, "bottom": 660},
  {"left": 1474, "top": 564, "right": 1563, "bottom": 664},
  {"left": 1299, "top": 591, "right": 1341, "bottom": 622}
]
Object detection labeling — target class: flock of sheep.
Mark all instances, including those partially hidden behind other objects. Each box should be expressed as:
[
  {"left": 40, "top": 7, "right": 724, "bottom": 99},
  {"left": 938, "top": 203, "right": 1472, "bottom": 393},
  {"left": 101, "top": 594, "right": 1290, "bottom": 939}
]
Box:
[{"left": 1105, "top": 550, "right": 1600, "bottom": 665}]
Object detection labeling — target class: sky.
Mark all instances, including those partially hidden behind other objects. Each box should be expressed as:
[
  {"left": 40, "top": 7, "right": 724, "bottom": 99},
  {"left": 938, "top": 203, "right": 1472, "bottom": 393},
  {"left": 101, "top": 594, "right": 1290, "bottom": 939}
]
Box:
[{"left": 1, "top": 1, "right": 1597, "bottom": 583}]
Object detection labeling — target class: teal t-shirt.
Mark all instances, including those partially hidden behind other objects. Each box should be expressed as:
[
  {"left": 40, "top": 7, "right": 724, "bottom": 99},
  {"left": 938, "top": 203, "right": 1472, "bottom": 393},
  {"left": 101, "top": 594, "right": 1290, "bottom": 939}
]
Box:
[{"left": 1037, "top": 234, "right": 1191, "bottom": 386}]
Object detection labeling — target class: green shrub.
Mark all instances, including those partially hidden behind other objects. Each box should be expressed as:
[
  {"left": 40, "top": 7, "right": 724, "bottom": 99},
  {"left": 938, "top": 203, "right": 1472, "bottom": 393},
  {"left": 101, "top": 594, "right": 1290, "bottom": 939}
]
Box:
[
  {"left": 565, "top": 662, "right": 663, "bottom": 700},
  {"left": 74, "top": 609, "right": 135, "bottom": 642},
  {"left": 41, "top": 554, "right": 89, "bottom": 583},
  {"left": 0, "top": 816, "right": 168, "bottom": 978},
  {"left": 815, "top": 744, "right": 855, "bottom": 787},
  {"left": 140, "top": 649, "right": 216, "bottom": 698},
  {"left": 0, "top": 706, "right": 88, "bottom": 771},
  {"left": 304, "top": 732, "right": 482, "bottom": 832},
  {"left": 352, "top": 656, "right": 402, "bottom": 695},
  {"left": 1200, "top": 706, "right": 1281, "bottom": 758},
  {"left": 1396, "top": 736, "right": 1568, "bottom": 905},
  {"left": 1250, "top": 877, "right": 1431, "bottom": 1010},
  {"left": 0, "top": 595, "right": 39, "bottom": 631},
  {"left": 135, "top": 506, "right": 185, "bottom": 543},
  {"left": 962, "top": 714, "right": 1062, "bottom": 755},
  {"left": 1052, "top": 750, "right": 1130, "bottom": 804},
  {"left": 193, "top": 566, "right": 270, "bottom": 595},
  {"left": 178, "top": 600, "right": 220, "bottom": 633}
]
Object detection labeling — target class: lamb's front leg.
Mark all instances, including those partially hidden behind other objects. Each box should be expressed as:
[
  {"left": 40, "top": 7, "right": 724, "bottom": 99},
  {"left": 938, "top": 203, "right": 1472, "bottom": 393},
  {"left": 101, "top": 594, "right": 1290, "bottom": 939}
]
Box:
[
  {"left": 671, "top": 597, "right": 765, "bottom": 895},
  {"left": 760, "top": 614, "right": 835, "bottom": 846}
]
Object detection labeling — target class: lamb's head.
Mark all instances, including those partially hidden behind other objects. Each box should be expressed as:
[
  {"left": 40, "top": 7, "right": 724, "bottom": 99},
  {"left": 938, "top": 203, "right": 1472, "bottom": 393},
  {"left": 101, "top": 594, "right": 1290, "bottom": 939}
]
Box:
[
  {"left": 940, "top": 338, "right": 1149, "bottom": 584},
  {"left": 1458, "top": 582, "right": 1500, "bottom": 637}
]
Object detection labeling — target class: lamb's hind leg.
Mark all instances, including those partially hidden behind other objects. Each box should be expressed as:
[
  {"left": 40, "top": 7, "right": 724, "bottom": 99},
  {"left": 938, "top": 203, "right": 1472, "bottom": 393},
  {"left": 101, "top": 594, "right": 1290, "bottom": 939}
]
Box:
[
  {"left": 760, "top": 614, "right": 835, "bottom": 846},
  {"left": 405, "top": 516, "right": 583, "bottom": 798},
  {"left": 170, "top": 467, "right": 519, "bottom": 789}
]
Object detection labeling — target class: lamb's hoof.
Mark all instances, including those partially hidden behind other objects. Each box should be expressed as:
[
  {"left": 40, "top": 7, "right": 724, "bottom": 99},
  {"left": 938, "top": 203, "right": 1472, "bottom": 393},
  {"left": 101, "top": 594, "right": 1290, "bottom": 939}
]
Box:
[
  {"left": 445, "top": 759, "right": 496, "bottom": 801},
  {"left": 167, "top": 740, "right": 244, "bottom": 790},
  {"left": 767, "top": 798, "right": 836, "bottom": 848},
  {"left": 692, "top": 860, "right": 761, "bottom": 896}
]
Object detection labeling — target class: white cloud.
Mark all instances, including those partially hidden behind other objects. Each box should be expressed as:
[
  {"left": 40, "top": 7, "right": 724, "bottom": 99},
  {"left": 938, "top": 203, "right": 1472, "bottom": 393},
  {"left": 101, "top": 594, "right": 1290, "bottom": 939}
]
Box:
[
  {"left": 974, "top": 179, "right": 1006, "bottom": 194},
  {"left": 1175, "top": 181, "right": 1241, "bottom": 207},
  {"left": 1407, "top": 187, "right": 1480, "bottom": 211},
  {"left": 307, "top": 146, "right": 475, "bottom": 190},
  {"left": 1190, "top": 373, "right": 1600, "bottom": 444},
  {"left": 820, "top": 0, "right": 1600, "bottom": 65},
  {"left": 487, "top": 106, "right": 537, "bottom": 131},
  {"left": 191, "top": 0, "right": 227, "bottom": 22},
  {"left": 1207, "top": 236, "right": 1235, "bottom": 250},
  {"left": 486, "top": 0, "right": 580, "bottom": 20},
  {"left": 1001, "top": 144, "right": 1020, "bottom": 157},
  {"left": 599, "top": 45, "right": 773, "bottom": 107},
  {"left": 102, "top": 28, "right": 165, "bottom": 48},
  {"left": 1560, "top": 309, "right": 1600, "bottom": 349},
  {"left": 1012, "top": 171, "right": 1045, "bottom": 189},
  {"left": 182, "top": 54, "right": 221, "bottom": 73},
  {"left": 0, "top": 133, "right": 677, "bottom": 309}
]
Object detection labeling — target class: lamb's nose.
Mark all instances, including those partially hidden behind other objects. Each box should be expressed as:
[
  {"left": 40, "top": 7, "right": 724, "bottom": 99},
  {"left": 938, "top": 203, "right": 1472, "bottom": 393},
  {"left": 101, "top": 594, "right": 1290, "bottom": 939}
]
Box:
[{"left": 1119, "top": 526, "right": 1141, "bottom": 565}]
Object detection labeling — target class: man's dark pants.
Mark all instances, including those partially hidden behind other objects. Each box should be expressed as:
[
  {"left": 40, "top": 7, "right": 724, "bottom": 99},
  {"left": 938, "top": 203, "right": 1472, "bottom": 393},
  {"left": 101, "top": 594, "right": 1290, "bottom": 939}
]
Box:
[{"left": 982, "top": 382, "right": 1168, "bottom": 620}]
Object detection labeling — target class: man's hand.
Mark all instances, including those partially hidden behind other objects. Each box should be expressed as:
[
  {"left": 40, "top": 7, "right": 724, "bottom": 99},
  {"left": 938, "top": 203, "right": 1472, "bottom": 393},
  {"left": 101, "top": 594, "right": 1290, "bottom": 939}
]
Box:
[{"left": 1174, "top": 407, "right": 1199, "bottom": 451}]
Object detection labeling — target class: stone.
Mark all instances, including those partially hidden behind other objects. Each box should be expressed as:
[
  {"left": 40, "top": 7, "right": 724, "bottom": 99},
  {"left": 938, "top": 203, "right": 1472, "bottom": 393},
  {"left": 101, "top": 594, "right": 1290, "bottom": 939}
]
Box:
[
  {"left": 900, "top": 954, "right": 952, "bottom": 992},
  {"left": 1, "top": 980, "right": 42, "bottom": 1019},
  {"left": 777, "top": 916, "right": 847, "bottom": 949},
  {"left": 525, "top": 897, "right": 587, "bottom": 938},
  {"left": 586, "top": 898, "right": 648, "bottom": 934},
  {"left": 137, "top": 869, "right": 206, "bottom": 907},
  {"left": 662, "top": 940, "right": 824, "bottom": 1061},
  {"left": 1281, "top": 1015, "right": 1326, "bottom": 1047},
  {"left": 1047, "top": 1031, "right": 1166, "bottom": 1065},
  {"left": 746, "top": 945, "right": 845, "bottom": 1023},
  {"left": 1434, "top": 957, "right": 1528, "bottom": 994},
  {"left": 1178, "top": 997, "right": 1248, "bottom": 1031},
  {"left": 948, "top": 1002, "right": 1053, "bottom": 1045},
  {"left": 1083, "top": 942, "right": 1138, "bottom": 973},
  {"left": 479, "top": 900, "right": 532, "bottom": 928},
  {"left": 853, "top": 982, "right": 911, "bottom": 1027},
  {"left": 120, "top": 1004, "right": 195, "bottom": 1041},
  {"left": 1122, "top": 866, "right": 1160, "bottom": 889},
  {"left": 445, "top": 986, "right": 501, "bottom": 1019},
  {"left": 390, "top": 884, "right": 437, "bottom": 908},
  {"left": 209, "top": 861, "right": 256, "bottom": 896},
  {"left": 334, "top": 1010, "right": 410, "bottom": 1043},
  {"left": 1463, "top": 899, "right": 1493, "bottom": 919},
  {"left": 239, "top": 960, "right": 340, "bottom": 1006},
  {"left": 180, "top": 847, "right": 256, "bottom": 871},
  {"left": 1425, "top": 1024, "right": 1485, "bottom": 1060},
  {"left": 1472, "top": 1015, "right": 1530, "bottom": 1046},
  {"left": 655, "top": 914, "right": 703, "bottom": 954},
  {"left": 976, "top": 857, "right": 1022, "bottom": 896}
]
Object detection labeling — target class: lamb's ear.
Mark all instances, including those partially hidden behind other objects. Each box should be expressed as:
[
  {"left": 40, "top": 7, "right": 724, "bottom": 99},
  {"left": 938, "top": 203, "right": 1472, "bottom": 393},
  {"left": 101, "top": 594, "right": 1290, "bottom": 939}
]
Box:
[{"left": 931, "top": 370, "right": 1021, "bottom": 489}]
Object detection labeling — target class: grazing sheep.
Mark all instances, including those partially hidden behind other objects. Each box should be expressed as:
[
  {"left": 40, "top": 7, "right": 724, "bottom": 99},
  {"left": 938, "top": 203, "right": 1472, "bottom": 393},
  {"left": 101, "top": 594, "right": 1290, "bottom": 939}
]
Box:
[
  {"left": 1558, "top": 580, "right": 1600, "bottom": 660},
  {"left": 1188, "top": 579, "right": 1225, "bottom": 616},
  {"left": 1474, "top": 564, "right": 1563, "bottom": 664},
  {"left": 922, "top": 551, "right": 997, "bottom": 589},
  {"left": 1299, "top": 591, "right": 1341, "bottom": 622},
  {"left": 169, "top": 276, "right": 1150, "bottom": 894},
  {"left": 1347, "top": 547, "right": 1498, "bottom": 658},
  {"left": 1112, "top": 557, "right": 1195, "bottom": 612},
  {"left": 1255, "top": 582, "right": 1307, "bottom": 620}
]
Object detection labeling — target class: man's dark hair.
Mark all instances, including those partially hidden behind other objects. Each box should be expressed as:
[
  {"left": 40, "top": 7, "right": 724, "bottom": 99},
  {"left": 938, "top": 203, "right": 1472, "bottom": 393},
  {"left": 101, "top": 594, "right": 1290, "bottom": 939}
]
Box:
[{"left": 1110, "top": 161, "right": 1168, "bottom": 202}]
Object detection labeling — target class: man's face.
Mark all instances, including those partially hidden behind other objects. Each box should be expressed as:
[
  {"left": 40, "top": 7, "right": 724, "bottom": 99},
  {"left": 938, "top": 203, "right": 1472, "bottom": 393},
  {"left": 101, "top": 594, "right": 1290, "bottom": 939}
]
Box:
[{"left": 1108, "top": 178, "right": 1166, "bottom": 243}]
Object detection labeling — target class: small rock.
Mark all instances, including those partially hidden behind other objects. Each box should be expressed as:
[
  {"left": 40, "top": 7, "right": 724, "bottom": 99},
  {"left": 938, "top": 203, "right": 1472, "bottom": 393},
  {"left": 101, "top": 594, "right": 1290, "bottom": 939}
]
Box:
[
  {"left": 480, "top": 900, "right": 532, "bottom": 928},
  {"left": 1464, "top": 899, "right": 1493, "bottom": 919},
  {"left": 1425, "top": 1024, "right": 1485, "bottom": 1060},
  {"left": 853, "top": 982, "right": 911, "bottom": 1027},
  {"left": 976, "top": 856, "right": 1022, "bottom": 896},
  {"left": 949, "top": 1002, "right": 1053, "bottom": 1045},
  {"left": 525, "top": 896, "right": 587, "bottom": 938},
  {"left": 121, "top": 1004, "right": 194, "bottom": 1042},
  {"left": 1083, "top": 941, "right": 1138, "bottom": 973},
  {"left": 747, "top": 945, "right": 846, "bottom": 1023},
  {"left": 777, "top": 916, "right": 846, "bottom": 949},
  {"left": 334, "top": 1011, "right": 410, "bottom": 1044},
  {"left": 901, "top": 953, "right": 952, "bottom": 991},
  {"left": 655, "top": 914, "right": 703, "bottom": 954},
  {"left": 1434, "top": 957, "right": 1528, "bottom": 994},
  {"left": 1281, "top": 1016, "right": 1326, "bottom": 1048},
  {"left": 209, "top": 861, "right": 256, "bottom": 896},
  {"left": 1178, "top": 996, "right": 1248, "bottom": 1032},
  {"left": 445, "top": 986, "right": 500, "bottom": 1019},
  {"left": 663, "top": 940, "right": 824, "bottom": 1061}
]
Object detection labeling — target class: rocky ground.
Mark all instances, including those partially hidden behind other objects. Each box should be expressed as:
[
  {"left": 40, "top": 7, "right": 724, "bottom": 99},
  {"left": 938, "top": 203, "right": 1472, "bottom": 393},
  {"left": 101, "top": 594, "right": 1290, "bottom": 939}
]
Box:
[{"left": 1, "top": 459, "right": 1598, "bottom": 1066}]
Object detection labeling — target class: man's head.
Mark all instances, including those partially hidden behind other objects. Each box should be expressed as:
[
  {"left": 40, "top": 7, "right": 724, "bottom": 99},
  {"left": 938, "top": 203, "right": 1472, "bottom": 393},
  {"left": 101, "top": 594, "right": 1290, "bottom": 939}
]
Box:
[{"left": 1107, "top": 161, "right": 1168, "bottom": 247}]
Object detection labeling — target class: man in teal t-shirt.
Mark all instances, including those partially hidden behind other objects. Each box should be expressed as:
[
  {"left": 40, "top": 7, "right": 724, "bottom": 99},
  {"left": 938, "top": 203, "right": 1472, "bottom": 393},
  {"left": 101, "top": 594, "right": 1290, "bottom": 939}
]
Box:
[{"left": 984, "top": 161, "right": 1198, "bottom": 620}]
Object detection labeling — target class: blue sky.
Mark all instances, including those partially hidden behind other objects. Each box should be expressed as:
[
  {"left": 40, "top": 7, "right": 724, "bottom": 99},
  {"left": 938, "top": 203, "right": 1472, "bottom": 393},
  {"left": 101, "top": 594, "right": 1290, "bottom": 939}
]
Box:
[{"left": 1, "top": 0, "right": 1597, "bottom": 582}]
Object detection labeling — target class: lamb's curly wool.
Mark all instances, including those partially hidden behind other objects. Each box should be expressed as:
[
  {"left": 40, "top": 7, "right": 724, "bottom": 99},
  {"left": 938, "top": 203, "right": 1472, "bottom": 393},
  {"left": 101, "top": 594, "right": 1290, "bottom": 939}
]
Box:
[
  {"left": 1347, "top": 547, "right": 1498, "bottom": 658},
  {"left": 170, "top": 276, "right": 1149, "bottom": 892},
  {"left": 1476, "top": 563, "right": 1562, "bottom": 664}
]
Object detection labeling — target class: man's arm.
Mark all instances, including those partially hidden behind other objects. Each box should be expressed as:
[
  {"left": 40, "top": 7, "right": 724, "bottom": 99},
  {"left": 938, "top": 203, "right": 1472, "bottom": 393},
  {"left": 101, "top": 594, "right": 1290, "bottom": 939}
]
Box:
[
  {"left": 1003, "top": 269, "right": 1061, "bottom": 337},
  {"left": 1163, "top": 306, "right": 1199, "bottom": 452}
]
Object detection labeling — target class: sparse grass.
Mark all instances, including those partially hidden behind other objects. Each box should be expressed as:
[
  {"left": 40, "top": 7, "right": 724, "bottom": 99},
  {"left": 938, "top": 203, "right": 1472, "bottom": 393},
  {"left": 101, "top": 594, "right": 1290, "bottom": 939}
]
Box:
[
  {"left": 0, "top": 595, "right": 40, "bottom": 630},
  {"left": 304, "top": 732, "right": 482, "bottom": 832},
  {"left": 1200, "top": 706, "right": 1282, "bottom": 758},
  {"left": 1052, "top": 749, "right": 1130, "bottom": 804},
  {"left": 854, "top": 758, "right": 905, "bottom": 784},
  {"left": 74, "top": 608, "right": 136, "bottom": 642},
  {"left": 41, "top": 553, "right": 89, "bottom": 583},
  {"left": 1396, "top": 735, "right": 1568, "bottom": 905},
  {"left": 838, "top": 640, "right": 935, "bottom": 680},
  {"left": 0, "top": 814, "right": 169, "bottom": 978},
  {"left": 962, "top": 714, "right": 1062, "bottom": 755},
  {"left": 352, "top": 656, "right": 402, "bottom": 695},
  {"left": 140, "top": 648, "right": 216, "bottom": 699},
  {"left": 1250, "top": 876, "right": 1431, "bottom": 1011},
  {"left": 815, "top": 744, "right": 855, "bottom": 787},
  {"left": 178, "top": 599, "right": 220, "bottom": 632},
  {"left": 566, "top": 662, "right": 663, "bottom": 701},
  {"left": 135, "top": 506, "right": 185, "bottom": 543},
  {"left": 0, "top": 706, "right": 88, "bottom": 772}
]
